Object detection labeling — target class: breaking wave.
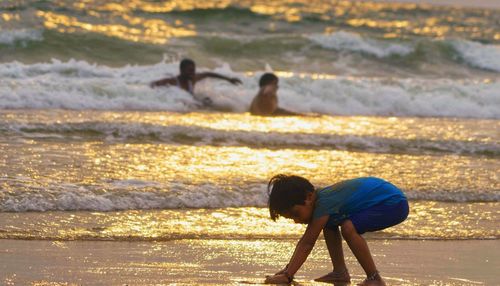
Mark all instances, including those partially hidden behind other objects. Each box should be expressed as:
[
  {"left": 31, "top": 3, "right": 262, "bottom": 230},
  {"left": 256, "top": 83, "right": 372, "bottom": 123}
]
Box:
[
  {"left": 1, "top": 179, "right": 498, "bottom": 212},
  {"left": 1, "top": 59, "right": 499, "bottom": 118}
]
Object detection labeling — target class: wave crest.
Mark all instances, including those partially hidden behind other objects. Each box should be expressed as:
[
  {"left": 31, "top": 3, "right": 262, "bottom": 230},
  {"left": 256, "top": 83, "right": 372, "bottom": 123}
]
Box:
[
  {"left": 0, "top": 29, "right": 43, "bottom": 45},
  {"left": 6, "top": 122, "right": 498, "bottom": 156},
  {"left": 1, "top": 180, "right": 498, "bottom": 212},
  {"left": 450, "top": 39, "right": 500, "bottom": 72},
  {"left": 308, "top": 31, "right": 414, "bottom": 58}
]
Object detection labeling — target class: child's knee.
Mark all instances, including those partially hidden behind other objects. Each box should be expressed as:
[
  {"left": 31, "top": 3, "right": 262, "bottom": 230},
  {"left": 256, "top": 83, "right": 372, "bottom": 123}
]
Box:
[
  {"left": 340, "top": 220, "right": 358, "bottom": 238},
  {"left": 323, "top": 226, "right": 340, "bottom": 239}
]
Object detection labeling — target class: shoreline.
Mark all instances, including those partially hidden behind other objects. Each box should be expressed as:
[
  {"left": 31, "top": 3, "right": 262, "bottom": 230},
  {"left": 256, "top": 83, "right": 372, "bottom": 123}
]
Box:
[{"left": 1, "top": 239, "right": 498, "bottom": 285}]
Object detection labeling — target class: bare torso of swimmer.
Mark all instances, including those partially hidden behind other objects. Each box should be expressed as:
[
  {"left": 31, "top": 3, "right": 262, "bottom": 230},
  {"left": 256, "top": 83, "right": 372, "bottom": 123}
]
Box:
[
  {"left": 250, "top": 85, "right": 278, "bottom": 115},
  {"left": 175, "top": 76, "right": 194, "bottom": 95}
]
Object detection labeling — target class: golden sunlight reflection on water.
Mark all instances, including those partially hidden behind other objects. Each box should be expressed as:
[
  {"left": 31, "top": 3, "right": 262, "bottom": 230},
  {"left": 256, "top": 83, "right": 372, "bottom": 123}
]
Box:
[
  {"left": 79, "top": 143, "right": 498, "bottom": 192},
  {"left": 19, "top": 0, "right": 496, "bottom": 44},
  {"left": 0, "top": 110, "right": 498, "bottom": 241},
  {"left": 3, "top": 110, "right": 498, "bottom": 144},
  {"left": 1, "top": 113, "right": 498, "bottom": 194},
  {"left": 36, "top": 10, "right": 196, "bottom": 44},
  {"left": 0, "top": 203, "right": 498, "bottom": 240}
]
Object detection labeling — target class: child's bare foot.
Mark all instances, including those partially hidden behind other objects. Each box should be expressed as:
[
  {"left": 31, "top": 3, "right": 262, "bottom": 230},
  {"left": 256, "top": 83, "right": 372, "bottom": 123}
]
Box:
[
  {"left": 314, "top": 269, "right": 351, "bottom": 283},
  {"left": 357, "top": 272, "right": 386, "bottom": 286}
]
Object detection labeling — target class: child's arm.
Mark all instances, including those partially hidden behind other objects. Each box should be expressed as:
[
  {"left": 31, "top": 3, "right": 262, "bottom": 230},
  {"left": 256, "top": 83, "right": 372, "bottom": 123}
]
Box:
[
  {"left": 265, "top": 215, "right": 329, "bottom": 284},
  {"left": 268, "top": 236, "right": 305, "bottom": 275}
]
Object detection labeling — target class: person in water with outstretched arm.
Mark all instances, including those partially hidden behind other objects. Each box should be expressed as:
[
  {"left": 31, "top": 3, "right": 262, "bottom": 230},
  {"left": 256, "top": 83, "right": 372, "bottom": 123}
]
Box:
[
  {"left": 249, "top": 73, "right": 301, "bottom": 116},
  {"left": 150, "top": 58, "right": 242, "bottom": 104},
  {"left": 264, "top": 174, "right": 409, "bottom": 285}
]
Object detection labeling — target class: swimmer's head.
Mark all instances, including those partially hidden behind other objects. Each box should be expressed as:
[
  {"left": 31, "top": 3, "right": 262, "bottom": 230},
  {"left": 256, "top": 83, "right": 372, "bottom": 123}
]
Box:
[
  {"left": 179, "top": 58, "right": 196, "bottom": 79},
  {"left": 259, "top": 73, "right": 279, "bottom": 88}
]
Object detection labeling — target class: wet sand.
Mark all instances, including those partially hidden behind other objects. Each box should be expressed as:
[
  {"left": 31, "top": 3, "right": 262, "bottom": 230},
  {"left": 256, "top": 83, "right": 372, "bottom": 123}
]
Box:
[{"left": 1, "top": 239, "right": 498, "bottom": 285}]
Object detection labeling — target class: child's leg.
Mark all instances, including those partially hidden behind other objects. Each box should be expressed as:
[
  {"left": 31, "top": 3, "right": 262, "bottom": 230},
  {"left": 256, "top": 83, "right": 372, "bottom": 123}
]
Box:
[
  {"left": 324, "top": 226, "right": 347, "bottom": 271},
  {"left": 340, "top": 220, "right": 379, "bottom": 278},
  {"left": 314, "top": 227, "right": 351, "bottom": 282},
  {"left": 339, "top": 199, "right": 408, "bottom": 285}
]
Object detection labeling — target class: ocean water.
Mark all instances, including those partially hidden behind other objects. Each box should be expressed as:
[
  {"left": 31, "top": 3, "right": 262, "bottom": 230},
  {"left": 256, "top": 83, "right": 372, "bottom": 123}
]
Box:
[{"left": 0, "top": 0, "right": 499, "bottom": 242}]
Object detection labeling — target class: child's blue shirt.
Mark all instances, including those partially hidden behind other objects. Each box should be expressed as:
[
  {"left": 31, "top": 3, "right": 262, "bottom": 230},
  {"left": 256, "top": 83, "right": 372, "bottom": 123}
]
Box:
[{"left": 312, "top": 177, "right": 407, "bottom": 225}]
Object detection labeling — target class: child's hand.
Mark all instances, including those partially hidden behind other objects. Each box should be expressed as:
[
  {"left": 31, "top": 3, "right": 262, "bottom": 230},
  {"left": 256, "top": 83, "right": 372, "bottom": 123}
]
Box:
[
  {"left": 265, "top": 273, "right": 291, "bottom": 284},
  {"left": 229, "top": 77, "right": 242, "bottom": 85}
]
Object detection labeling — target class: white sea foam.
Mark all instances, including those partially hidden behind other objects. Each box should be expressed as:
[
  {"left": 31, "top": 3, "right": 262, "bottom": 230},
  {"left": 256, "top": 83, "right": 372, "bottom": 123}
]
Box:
[
  {"left": 0, "top": 181, "right": 268, "bottom": 212},
  {"left": 295, "top": 76, "right": 500, "bottom": 118},
  {"left": 450, "top": 39, "right": 500, "bottom": 72},
  {"left": 0, "top": 29, "right": 43, "bottom": 45},
  {"left": 307, "top": 31, "right": 414, "bottom": 58},
  {"left": 0, "top": 59, "right": 200, "bottom": 111},
  {"left": 0, "top": 180, "right": 497, "bottom": 212},
  {"left": 0, "top": 59, "right": 499, "bottom": 118}
]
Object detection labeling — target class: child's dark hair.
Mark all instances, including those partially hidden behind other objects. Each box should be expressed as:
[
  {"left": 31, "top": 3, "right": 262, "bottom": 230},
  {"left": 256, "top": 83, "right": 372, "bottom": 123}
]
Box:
[
  {"left": 180, "top": 58, "right": 195, "bottom": 71},
  {"left": 268, "top": 174, "right": 314, "bottom": 221},
  {"left": 259, "top": 73, "right": 278, "bottom": 87}
]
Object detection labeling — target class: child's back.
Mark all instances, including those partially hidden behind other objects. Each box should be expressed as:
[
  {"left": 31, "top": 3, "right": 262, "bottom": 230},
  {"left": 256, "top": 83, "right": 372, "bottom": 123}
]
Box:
[
  {"left": 249, "top": 73, "right": 301, "bottom": 116},
  {"left": 249, "top": 85, "right": 278, "bottom": 115}
]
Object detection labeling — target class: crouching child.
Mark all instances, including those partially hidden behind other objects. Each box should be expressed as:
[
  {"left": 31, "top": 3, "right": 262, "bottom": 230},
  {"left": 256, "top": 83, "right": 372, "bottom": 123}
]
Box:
[{"left": 265, "top": 175, "right": 409, "bottom": 285}]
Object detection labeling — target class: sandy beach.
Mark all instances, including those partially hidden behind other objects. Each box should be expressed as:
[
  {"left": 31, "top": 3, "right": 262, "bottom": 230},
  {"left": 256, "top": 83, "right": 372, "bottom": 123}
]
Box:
[{"left": 1, "top": 239, "right": 498, "bottom": 285}]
